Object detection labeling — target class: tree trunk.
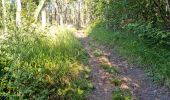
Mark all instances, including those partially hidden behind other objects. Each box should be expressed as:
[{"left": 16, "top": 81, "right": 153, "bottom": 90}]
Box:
[
  {"left": 34, "top": 0, "right": 46, "bottom": 22},
  {"left": 53, "top": 1, "right": 59, "bottom": 24},
  {"left": 16, "top": 0, "right": 22, "bottom": 27},
  {"left": 60, "top": 14, "right": 63, "bottom": 26},
  {"left": 166, "top": 0, "right": 170, "bottom": 19},
  {"left": 49, "top": 11, "right": 52, "bottom": 25},
  {"left": 41, "top": 8, "right": 46, "bottom": 29},
  {"left": 55, "top": 8, "right": 57, "bottom": 22},
  {"left": 2, "top": 0, "right": 7, "bottom": 33},
  {"left": 166, "top": 0, "right": 170, "bottom": 12},
  {"left": 77, "top": 2, "right": 81, "bottom": 28},
  {"left": 65, "top": 7, "right": 68, "bottom": 24}
]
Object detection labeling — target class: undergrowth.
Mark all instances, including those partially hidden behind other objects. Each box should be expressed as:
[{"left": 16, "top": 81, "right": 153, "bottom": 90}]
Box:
[
  {"left": 0, "top": 26, "right": 91, "bottom": 99},
  {"left": 86, "top": 21, "right": 170, "bottom": 88}
]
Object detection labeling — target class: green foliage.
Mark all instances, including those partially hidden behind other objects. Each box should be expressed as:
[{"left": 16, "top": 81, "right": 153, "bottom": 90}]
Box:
[
  {"left": 0, "top": 26, "right": 90, "bottom": 99},
  {"left": 81, "top": 66, "right": 92, "bottom": 79},
  {"left": 100, "top": 63, "right": 119, "bottom": 74},
  {"left": 86, "top": 0, "right": 170, "bottom": 48},
  {"left": 123, "top": 22, "right": 170, "bottom": 47},
  {"left": 87, "top": 23, "right": 170, "bottom": 88},
  {"left": 88, "top": 0, "right": 170, "bottom": 26},
  {"left": 93, "top": 49, "right": 103, "bottom": 57},
  {"left": 22, "top": 0, "right": 37, "bottom": 23},
  {"left": 112, "top": 87, "right": 132, "bottom": 100},
  {"left": 67, "top": 79, "right": 93, "bottom": 100}
]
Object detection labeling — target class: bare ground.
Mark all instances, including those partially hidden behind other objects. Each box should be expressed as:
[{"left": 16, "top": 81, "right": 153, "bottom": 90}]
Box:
[{"left": 75, "top": 30, "right": 170, "bottom": 100}]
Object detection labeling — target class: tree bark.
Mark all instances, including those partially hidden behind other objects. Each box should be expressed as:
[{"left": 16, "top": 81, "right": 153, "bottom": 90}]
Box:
[
  {"left": 60, "top": 14, "right": 63, "bottom": 26},
  {"left": 34, "top": 0, "right": 46, "bottom": 22},
  {"left": 166, "top": 0, "right": 170, "bottom": 19},
  {"left": 2, "top": 0, "right": 7, "bottom": 33},
  {"left": 77, "top": 2, "right": 81, "bottom": 28},
  {"left": 41, "top": 8, "right": 46, "bottom": 29},
  {"left": 16, "top": 0, "right": 22, "bottom": 27}
]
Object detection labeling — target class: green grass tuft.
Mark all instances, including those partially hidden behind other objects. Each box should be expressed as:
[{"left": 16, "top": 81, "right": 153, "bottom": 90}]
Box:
[
  {"left": 112, "top": 87, "right": 132, "bottom": 100},
  {"left": 94, "top": 49, "right": 103, "bottom": 57},
  {"left": 109, "top": 77, "right": 122, "bottom": 86},
  {"left": 100, "top": 63, "right": 119, "bottom": 74}
]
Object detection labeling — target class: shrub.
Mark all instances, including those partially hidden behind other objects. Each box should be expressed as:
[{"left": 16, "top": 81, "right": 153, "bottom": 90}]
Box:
[
  {"left": 0, "top": 26, "right": 90, "bottom": 99},
  {"left": 123, "top": 22, "right": 170, "bottom": 48}
]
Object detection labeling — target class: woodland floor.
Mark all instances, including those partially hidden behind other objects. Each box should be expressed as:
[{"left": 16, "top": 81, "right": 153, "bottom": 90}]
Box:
[{"left": 75, "top": 30, "right": 170, "bottom": 100}]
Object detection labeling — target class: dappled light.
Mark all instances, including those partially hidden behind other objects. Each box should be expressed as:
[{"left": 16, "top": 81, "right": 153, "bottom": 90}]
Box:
[{"left": 0, "top": 0, "right": 170, "bottom": 100}]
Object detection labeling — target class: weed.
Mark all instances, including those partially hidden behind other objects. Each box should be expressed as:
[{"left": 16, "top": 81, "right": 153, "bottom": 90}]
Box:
[
  {"left": 109, "top": 77, "right": 122, "bottom": 86},
  {"left": 112, "top": 87, "right": 132, "bottom": 100},
  {"left": 100, "top": 63, "right": 119, "bottom": 74},
  {"left": 81, "top": 66, "right": 92, "bottom": 79},
  {"left": 94, "top": 49, "right": 103, "bottom": 57}
]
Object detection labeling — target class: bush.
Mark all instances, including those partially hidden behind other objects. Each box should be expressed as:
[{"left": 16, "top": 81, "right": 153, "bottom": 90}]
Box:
[
  {"left": 123, "top": 22, "right": 170, "bottom": 48},
  {"left": 0, "top": 26, "right": 90, "bottom": 99}
]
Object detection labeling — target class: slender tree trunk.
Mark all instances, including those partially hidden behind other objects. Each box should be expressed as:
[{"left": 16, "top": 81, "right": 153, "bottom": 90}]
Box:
[
  {"left": 166, "top": 0, "right": 170, "bottom": 13},
  {"left": 105, "top": 0, "right": 109, "bottom": 29},
  {"left": 73, "top": 3, "right": 76, "bottom": 25},
  {"left": 59, "top": 5, "right": 63, "bottom": 26},
  {"left": 60, "top": 14, "right": 63, "bottom": 26},
  {"left": 86, "top": 3, "right": 90, "bottom": 24},
  {"left": 34, "top": 0, "right": 46, "bottom": 22},
  {"left": 166, "top": 0, "right": 170, "bottom": 19},
  {"left": 41, "top": 8, "right": 46, "bottom": 29},
  {"left": 55, "top": 8, "right": 57, "bottom": 22},
  {"left": 49, "top": 11, "right": 52, "bottom": 25},
  {"left": 84, "top": 1, "right": 87, "bottom": 25},
  {"left": 53, "top": 1, "right": 60, "bottom": 24},
  {"left": 77, "top": 2, "right": 81, "bottom": 28},
  {"left": 2, "top": 0, "right": 7, "bottom": 33},
  {"left": 16, "top": 0, "right": 21, "bottom": 27},
  {"left": 65, "top": 7, "right": 68, "bottom": 24}
]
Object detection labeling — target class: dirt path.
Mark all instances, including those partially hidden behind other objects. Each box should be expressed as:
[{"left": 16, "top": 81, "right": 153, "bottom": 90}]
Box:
[{"left": 75, "top": 30, "right": 170, "bottom": 100}]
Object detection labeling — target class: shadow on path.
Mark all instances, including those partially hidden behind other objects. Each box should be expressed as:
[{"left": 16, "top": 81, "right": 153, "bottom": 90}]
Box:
[{"left": 75, "top": 30, "right": 170, "bottom": 100}]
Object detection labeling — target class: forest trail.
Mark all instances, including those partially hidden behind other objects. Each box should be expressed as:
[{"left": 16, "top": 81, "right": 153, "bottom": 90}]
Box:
[{"left": 75, "top": 30, "right": 170, "bottom": 100}]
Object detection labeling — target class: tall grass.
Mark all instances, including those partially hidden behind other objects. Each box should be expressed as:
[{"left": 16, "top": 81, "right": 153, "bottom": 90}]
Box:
[
  {"left": 0, "top": 26, "right": 91, "bottom": 99},
  {"left": 86, "top": 22, "right": 170, "bottom": 88}
]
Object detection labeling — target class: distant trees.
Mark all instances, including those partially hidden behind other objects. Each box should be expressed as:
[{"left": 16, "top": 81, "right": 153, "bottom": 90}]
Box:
[
  {"left": 33, "top": 0, "right": 88, "bottom": 28},
  {"left": 1, "top": 0, "right": 170, "bottom": 30},
  {"left": 1, "top": 0, "right": 89, "bottom": 30}
]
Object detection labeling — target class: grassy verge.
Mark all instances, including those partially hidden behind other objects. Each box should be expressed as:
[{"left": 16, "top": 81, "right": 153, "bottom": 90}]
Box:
[
  {"left": 86, "top": 23, "right": 170, "bottom": 88},
  {"left": 0, "top": 26, "right": 92, "bottom": 99}
]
